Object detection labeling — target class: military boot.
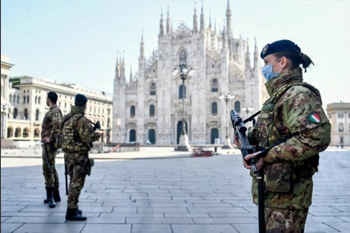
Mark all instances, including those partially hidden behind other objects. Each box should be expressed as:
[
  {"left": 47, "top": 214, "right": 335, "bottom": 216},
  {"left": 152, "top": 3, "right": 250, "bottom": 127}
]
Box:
[
  {"left": 46, "top": 187, "right": 56, "bottom": 208},
  {"left": 65, "top": 208, "right": 87, "bottom": 221},
  {"left": 44, "top": 189, "right": 61, "bottom": 203}
]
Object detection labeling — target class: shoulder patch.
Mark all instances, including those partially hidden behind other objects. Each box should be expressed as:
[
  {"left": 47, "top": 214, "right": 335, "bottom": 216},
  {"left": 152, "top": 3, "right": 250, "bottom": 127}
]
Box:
[{"left": 307, "top": 112, "right": 321, "bottom": 124}]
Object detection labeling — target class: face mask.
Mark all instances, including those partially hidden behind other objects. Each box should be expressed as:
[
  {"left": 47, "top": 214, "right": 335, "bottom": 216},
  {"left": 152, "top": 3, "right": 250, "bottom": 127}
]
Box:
[{"left": 262, "top": 59, "right": 282, "bottom": 82}]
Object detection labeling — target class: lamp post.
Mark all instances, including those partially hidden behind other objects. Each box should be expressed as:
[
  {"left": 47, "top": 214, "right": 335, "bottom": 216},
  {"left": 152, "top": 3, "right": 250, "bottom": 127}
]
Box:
[
  {"left": 173, "top": 63, "right": 194, "bottom": 151},
  {"left": 219, "top": 94, "right": 235, "bottom": 149}
]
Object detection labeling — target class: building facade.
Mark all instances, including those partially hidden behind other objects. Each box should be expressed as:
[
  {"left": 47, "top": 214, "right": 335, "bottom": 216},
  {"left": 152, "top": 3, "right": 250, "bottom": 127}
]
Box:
[
  {"left": 113, "top": 2, "right": 268, "bottom": 145},
  {"left": 7, "top": 76, "right": 113, "bottom": 142},
  {"left": 326, "top": 102, "right": 350, "bottom": 146},
  {"left": 1, "top": 54, "right": 14, "bottom": 139}
]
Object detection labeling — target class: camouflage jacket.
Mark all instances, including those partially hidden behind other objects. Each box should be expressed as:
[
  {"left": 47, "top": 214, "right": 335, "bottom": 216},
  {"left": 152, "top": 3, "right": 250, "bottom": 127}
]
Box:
[
  {"left": 62, "top": 105, "right": 100, "bottom": 153},
  {"left": 251, "top": 67, "right": 331, "bottom": 209},
  {"left": 41, "top": 105, "right": 62, "bottom": 146}
]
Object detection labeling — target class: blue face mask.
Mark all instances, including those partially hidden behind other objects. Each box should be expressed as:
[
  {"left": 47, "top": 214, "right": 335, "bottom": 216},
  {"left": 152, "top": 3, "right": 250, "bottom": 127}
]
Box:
[{"left": 262, "top": 59, "right": 282, "bottom": 82}]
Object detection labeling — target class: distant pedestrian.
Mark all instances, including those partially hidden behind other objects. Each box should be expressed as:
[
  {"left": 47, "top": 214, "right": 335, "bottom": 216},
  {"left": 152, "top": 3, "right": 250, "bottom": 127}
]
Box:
[{"left": 41, "top": 91, "right": 62, "bottom": 208}]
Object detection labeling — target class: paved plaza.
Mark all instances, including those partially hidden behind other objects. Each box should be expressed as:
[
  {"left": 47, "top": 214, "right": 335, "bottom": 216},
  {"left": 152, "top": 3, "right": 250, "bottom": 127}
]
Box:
[{"left": 1, "top": 147, "right": 350, "bottom": 233}]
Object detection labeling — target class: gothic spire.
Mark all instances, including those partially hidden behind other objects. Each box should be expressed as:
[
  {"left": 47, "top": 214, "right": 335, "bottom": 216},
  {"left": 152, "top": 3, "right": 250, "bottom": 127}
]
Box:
[
  {"left": 209, "top": 12, "right": 212, "bottom": 29},
  {"left": 226, "top": 0, "right": 232, "bottom": 37},
  {"left": 129, "top": 63, "right": 133, "bottom": 81},
  {"left": 246, "top": 39, "right": 251, "bottom": 69},
  {"left": 193, "top": 2, "right": 198, "bottom": 33},
  {"left": 254, "top": 37, "right": 259, "bottom": 69},
  {"left": 140, "top": 31, "right": 144, "bottom": 59},
  {"left": 159, "top": 11, "right": 164, "bottom": 38},
  {"left": 166, "top": 6, "right": 170, "bottom": 36},
  {"left": 200, "top": 2, "right": 205, "bottom": 32}
]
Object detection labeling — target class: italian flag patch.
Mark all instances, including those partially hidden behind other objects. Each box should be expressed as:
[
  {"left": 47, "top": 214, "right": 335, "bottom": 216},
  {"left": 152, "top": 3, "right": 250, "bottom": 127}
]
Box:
[{"left": 307, "top": 112, "right": 321, "bottom": 124}]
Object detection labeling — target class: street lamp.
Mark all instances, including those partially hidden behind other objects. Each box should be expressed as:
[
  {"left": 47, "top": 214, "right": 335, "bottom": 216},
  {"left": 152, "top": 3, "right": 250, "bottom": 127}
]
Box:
[
  {"left": 219, "top": 94, "right": 235, "bottom": 149},
  {"left": 173, "top": 63, "right": 194, "bottom": 151}
]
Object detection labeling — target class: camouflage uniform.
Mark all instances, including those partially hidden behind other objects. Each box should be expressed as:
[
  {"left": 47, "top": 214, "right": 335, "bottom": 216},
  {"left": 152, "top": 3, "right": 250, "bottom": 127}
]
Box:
[
  {"left": 41, "top": 105, "right": 62, "bottom": 190},
  {"left": 250, "top": 67, "right": 330, "bottom": 232},
  {"left": 62, "top": 106, "right": 100, "bottom": 209}
]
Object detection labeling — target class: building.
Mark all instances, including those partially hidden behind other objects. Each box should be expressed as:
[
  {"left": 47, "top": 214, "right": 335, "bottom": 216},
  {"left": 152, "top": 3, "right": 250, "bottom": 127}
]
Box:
[
  {"left": 113, "top": 2, "right": 268, "bottom": 145},
  {"left": 7, "top": 76, "right": 113, "bottom": 143},
  {"left": 326, "top": 102, "right": 350, "bottom": 146},
  {"left": 1, "top": 54, "right": 14, "bottom": 139}
]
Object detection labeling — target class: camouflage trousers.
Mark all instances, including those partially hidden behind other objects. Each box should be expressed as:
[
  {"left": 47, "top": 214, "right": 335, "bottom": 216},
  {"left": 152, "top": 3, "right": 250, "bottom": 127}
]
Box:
[
  {"left": 265, "top": 207, "right": 308, "bottom": 233},
  {"left": 65, "top": 152, "right": 88, "bottom": 209},
  {"left": 42, "top": 145, "right": 59, "bottom": 190}
]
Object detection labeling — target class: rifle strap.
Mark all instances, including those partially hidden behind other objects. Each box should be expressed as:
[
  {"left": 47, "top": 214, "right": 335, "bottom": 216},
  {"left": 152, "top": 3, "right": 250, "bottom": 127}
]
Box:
[{"left": 243, "top": 110, "right": 261, "bottom": 124}]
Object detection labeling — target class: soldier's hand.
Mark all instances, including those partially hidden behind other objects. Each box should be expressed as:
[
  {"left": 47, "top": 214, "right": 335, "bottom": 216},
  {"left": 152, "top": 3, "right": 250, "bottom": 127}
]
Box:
[
  {"left": 243, "top": 151, "right": 264, "bottom": 170},
  {"left": 43, "top": 136, "right": 50, "bottom": 144}
]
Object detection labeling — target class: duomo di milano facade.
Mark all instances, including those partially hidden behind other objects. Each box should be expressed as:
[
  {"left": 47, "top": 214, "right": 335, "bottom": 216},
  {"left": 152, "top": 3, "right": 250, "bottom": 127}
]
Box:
[{"left": 113, "top": 2, "right": 268, "bottom": 145}]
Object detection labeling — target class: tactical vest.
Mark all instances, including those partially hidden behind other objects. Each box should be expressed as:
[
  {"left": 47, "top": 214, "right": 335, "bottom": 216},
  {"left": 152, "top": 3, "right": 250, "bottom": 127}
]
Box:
[
  {"left": 61, "top": 113, "right": 87, "bottom": 153},
  {"left": 254, "top": 82, "right": 321, "bottom": 181}
]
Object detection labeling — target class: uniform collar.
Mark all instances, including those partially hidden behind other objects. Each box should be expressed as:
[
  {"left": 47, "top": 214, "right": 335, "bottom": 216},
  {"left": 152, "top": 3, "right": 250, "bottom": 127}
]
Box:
[
  {"left": 265, "top": 67, "right": 303, "bottom": 96},
  {"left": 71, "top": 105, "right": 85, "bottom": 115},
  {"left": 49, "top": 105, "right": 58, "bottom": 110}
]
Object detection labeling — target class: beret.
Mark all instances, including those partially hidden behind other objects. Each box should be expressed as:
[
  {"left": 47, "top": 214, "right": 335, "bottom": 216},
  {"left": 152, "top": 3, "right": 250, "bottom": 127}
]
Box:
[
  {"left": 260, "top": 39, "right": 301, "bottom": 59},
  {"left": 75, "top": 94, "right": 88, "bottom": 107},
  {"left": 47, "top": 92, "right": 58, "bottom": 103}
]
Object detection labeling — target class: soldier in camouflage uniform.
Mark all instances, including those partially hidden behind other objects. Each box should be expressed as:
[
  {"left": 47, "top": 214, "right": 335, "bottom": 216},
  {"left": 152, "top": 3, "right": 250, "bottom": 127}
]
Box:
[
  {"left": 41, "top": 91, "right": 62, "bottom": 208},
  {"left": 242, "top": 40, "right": 331, "bottom": 232},
  {"left": 62, "top": 94, "right": 101, "bottom": 221}
]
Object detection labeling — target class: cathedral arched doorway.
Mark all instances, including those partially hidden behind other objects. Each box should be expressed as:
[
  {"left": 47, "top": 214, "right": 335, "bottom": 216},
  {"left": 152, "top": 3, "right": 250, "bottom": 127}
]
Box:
[
  {"left": 210, "top": 128, "right": 219, "bottom": 144},
  {"left": 177, "top": 121, "right": 188, "bottom": 144},
  {"left": 129, "top": 129, "right": 136, "bottom": 142},
  {"left": 148, "top": 129, "right": 156, "bottom": 144}
]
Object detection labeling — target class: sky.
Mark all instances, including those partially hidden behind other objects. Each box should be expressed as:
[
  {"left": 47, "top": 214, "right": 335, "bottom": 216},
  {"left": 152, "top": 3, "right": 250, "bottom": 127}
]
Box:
[{"left": 2, "top": 0, "right": 350, "bottom": 107}]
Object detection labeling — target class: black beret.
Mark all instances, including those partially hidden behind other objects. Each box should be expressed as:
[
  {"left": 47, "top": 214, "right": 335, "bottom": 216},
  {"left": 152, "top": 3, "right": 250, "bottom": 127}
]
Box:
[
  {"left": 75, "top": 94, "right": 88, "bottom": 107},
  {"left": 260, "top": 39, "right": 301, "bottom": 59},
  {"left": 47, "top": 92, "right": 58, "bottom": 104}
]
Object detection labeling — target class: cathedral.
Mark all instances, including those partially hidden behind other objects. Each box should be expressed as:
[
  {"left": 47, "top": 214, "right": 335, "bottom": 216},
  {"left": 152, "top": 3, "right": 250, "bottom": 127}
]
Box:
[{"left": 113, "top": 1, "right": 268, "bottom": 145}]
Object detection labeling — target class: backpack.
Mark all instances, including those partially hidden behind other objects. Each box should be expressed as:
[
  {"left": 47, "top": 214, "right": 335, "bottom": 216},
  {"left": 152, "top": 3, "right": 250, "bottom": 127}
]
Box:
[{"left": 61, "top": 113, "right": 84, "bottom": 153}]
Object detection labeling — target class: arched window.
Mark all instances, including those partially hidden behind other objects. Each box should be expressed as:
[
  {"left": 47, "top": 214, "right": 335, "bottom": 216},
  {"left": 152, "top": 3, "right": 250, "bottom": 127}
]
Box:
[
  {"left": 150, "top": 83, "right": 156, "bottom": 95},
  {"left": 23, "top": 128, "right": 29, "bottom": 138},
  {"left": 9, "top": 94, "right": 12, "bottom": 103},
  {"left": 27, "top": 95, "right": 30, "bottom": 103},
  {"left": 13, "top": 108, "right": 18, "bottom": 119},
  {"left": 179, "top": 50, "right": 187, "bottom": 65},
  {"left": 339, "top": 123, "right": 344, "bottom": 132},
  {"left": 17, "top": 95, "right": 20, "bottom": 103},
  {"left": 107, "top": 117, "right": 110, "bottom": 128},
  {"left": 23, "top": 96, "right": 26, "bottom": 104},
  {"left": 35, "top": 109, "right": 40, "bottom": 121},
  {"left": 179, "top": 85, "right": 186, "bottom": 99},
  {"left": 24, "top": 108, "right": 28, "bottom": 120},
  {"left": 234, "top": 101, "right": 241, "bottom": 113},
  {"left": 130, "top": 105, "right": 136, "bottom": 117},
  {"left": 13, "top": 94, "right": 16, "bottom": 103},
  {"left": 38, "top": 97, "right": 41, "bottom": 104},
  {"left": 211, "top": 79, "right": 218, "bottom": 92},
  {"left": 150, "top": 105, "right": 155, "bottom": 117},
  {"left": 34, "top": 128, "right": 40, "bottom": 138},
  {"left": 211, "top": 102, "right": 218, "bottom": 115},
  {"left": 15, "top": 128, "right": 21, "bottom": 137},
  {"left": 129, "top": 129, "right": 136, "bottom": 142},
  {"left": 7, "top": 127, "right": 13, "bottom": 138},
  {"left": 35, "top": 96, "right": 37, "bottom": 104}
]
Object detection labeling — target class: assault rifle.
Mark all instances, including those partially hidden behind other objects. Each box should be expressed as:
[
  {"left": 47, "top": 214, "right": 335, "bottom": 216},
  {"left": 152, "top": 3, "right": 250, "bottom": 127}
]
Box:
[
  {"left": 42, "top": 143, "right": 51, "bottom": 170},
  {"left": 230, "top": 110, "right": 265, "bottom": 233},
  {"left": 89, "top": 121, "right": 101, "bottom": 148}
]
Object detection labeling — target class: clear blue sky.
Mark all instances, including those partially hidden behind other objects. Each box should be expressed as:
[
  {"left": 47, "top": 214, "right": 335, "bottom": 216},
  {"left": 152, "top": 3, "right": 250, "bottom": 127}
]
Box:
[{"left": 2, "top": 0, "right": 350, "bottom": 106}]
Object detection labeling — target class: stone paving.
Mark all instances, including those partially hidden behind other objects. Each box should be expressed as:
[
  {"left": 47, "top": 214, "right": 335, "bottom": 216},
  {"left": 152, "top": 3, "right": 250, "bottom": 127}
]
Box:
[{"left": 1, "top": 148, "right": 349, "bottom": 233}]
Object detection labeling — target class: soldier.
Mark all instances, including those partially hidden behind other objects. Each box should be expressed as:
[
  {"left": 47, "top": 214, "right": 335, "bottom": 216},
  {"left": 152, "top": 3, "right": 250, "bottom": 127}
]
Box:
[
  {"left": 62, "top": 94, "right": 101, "bottom": 221},
  {"left": 241, "top": 40, "right": 331, "bottom": 232},
  {"left": 41, "top": 91, "right": 62, "bottom": 208}
]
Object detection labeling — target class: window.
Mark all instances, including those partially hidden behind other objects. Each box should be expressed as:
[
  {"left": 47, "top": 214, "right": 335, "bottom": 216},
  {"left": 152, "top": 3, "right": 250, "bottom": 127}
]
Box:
[
  {"left": 38, "top": 97, "right": 41, "bottom": 104},
  {"left": 9, "top": 94, "right": 12, "bottom": 103},
  {"left": 34, "top": 128, "right": 40, "bottom": 138},
  {"left": 130, "top": 105, "right": 136, "bottom": 117},
  {"left": 150, "top": 105, "right": 155, "bottom": 117},
  {"left": 13, "top": 95, "right": 16, "bottom": 103},
  {"left": 211, "top": 79, "right": 218, "bottom": 92},
  {"left": 211, "top": 102, "right": 218, "bottom": 115},
  {"left": 235, "top": 101, "right": 241, "bottom": 113},
  {"left": 15, "top": 128, "right": 21, "bottom": 137},
  {"left": 338, "top": 112, "right": 344, "bottom": 118},
  {"left": 35, "top": 109, "right": 40, "bottom": 121},
  {"left": 150, "top": 83, "right": 156, "bottom": 95},
  {"left": 339, "top": 123, "right": 344, "bottom": 132},
  {"left": 179, "top": 85, "right": 186, "bottom": 99},
  {"left": 23, "top": 96, "right": 26, "bottom": 104},
  {"left": 23, "top": 128, "right": 29, "bottom": 138},
  {"left": 35, "top": 96, "right": 37, "bottom": 104},
  {"left": 13, "top": 108, "right": 18, "bottom": 119},
  {"left": 27, "top": 95, "right": 29, "bottom": 103},
  {"left": 24, "top": 108, "right": 28, "bottom": 120}
]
